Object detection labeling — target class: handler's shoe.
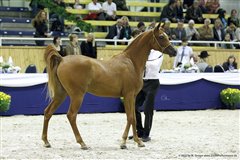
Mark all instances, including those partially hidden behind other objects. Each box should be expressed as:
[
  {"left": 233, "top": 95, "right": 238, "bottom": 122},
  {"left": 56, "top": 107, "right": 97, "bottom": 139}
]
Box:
[{"left": 142, "top": 137, "right": 151, "bottom": 142}]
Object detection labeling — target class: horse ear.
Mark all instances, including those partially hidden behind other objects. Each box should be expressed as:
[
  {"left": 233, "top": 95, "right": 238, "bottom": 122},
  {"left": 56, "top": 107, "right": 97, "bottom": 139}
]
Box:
[{"left": 154, "top": 23, "right": 161, "bottom": 31}]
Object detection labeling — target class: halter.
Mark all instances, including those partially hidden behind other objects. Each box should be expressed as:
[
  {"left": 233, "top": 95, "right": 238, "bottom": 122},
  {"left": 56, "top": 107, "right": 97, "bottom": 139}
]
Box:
[{"left": 152, "top": 30, "right": 171, "bottom": 53}]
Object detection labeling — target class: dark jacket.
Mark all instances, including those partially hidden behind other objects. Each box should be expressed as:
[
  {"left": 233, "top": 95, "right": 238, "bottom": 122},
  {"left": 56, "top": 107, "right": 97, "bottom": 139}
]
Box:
[
  {"left": 185, "top": 6, "right": 203, "bottom": 22},
  {"left": 213, "top": 27, "right": 225, "bottom": 41},
  {"left": 80, "top": 41, "right": 97, "bottom": 58},
  {"left": 160, "top": 5, "right": 176, "bottom": 22},
  {"left": 172, "top": 28, "right": 187, "bottom": 40},
  {"left": 106, "top": 24, "right": 122, "bottom": 39},
  {"left": 222, "top": 62, "right": 237, "bottom": 71},
  {"left": 33, "top": 20, "right": 48, "bottom": 37}
]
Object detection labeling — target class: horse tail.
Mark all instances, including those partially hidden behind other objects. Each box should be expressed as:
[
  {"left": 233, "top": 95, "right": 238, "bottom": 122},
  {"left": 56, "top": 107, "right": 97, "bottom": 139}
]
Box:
[{"left": 44, "top": 45, "right": 63, "bottom": 98}]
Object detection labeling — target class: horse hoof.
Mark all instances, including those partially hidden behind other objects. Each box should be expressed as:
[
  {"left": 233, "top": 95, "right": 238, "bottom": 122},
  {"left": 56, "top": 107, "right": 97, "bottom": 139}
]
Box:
[
  {"left": 81, "top": 145, "right": 89, "bottom": 150},
  {"left": 138, "top": 143, "right": 145, "bottom": 147},
  {"left": 120, "top": 144, "right": 127, "bottom": 149},
  {"left": 44, "top": 143, "right": 51, "bottom": 148}
]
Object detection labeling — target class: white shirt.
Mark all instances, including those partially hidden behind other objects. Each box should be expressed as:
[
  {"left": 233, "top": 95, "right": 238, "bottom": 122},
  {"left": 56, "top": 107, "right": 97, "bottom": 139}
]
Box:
[
  {"left": 143, "top": 50, "right": 164, "bottom": 79},
  {"left": 102, "top": 1, "right": 117, "bottom": 16},
  {"left": 173, "top": 46, "right": 193, "bottom": 68},
  {"left": 87, "top": 2, "right": 102, "bottom": 10}
]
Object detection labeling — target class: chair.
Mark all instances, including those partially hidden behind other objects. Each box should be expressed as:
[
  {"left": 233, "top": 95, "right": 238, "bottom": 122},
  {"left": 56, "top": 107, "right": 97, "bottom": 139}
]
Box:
[
  {"left": 204, "top": 66, "right": 213, "bottom": 72},
  {"left": 214, "top": 65, "right": 225, "bottom": 72},
  {"left": 25, "top": 64, "right": 37, "bottom": 73}
]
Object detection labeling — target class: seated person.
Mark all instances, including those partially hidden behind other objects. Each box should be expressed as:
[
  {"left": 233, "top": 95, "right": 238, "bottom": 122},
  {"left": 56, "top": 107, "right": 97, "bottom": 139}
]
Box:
[
  {"left": 185, "top": 1, "right": 203, "bottom": 23},
  {"left": 171, "top": 20, "right": 186, "bottom": 40},
  {"left": 221, "top": 33, "right": 235, "bottom": 49},
  {"left": 198, "top": 18, "right": 214, "bottom": 41},
  {"left": 102, "top": 0, "right": 117, "bottom": 20},
  {"left": 137, "top": 22, "right": 146, "bottom": 32},
  {"left": 51, "top": 36, "right": 65, "bottom": 56},
  {"left": 225, "top": 23, "right": 237, "bottom": 40},
  {"left": 185, "top": 20, "right": 200, "bottom": 41},
  {"left": 160, "top": 0, "right": 177, "bottom": 23},
  {"left": 65, "top": 34, "right": 81, "bottom": 55},
  {"left": 196, "top": 51, "right": 211, "bottom": 72},
  {"left": 80, "top": 33, "right": 97, "bottom": 58},
  {"left": 198, "top": 0, "right": 208, "bottom": 13},
  {"left": 119, "top": 16, "right": 132, "bottom": 44},
  {"left": 105, "top": 19, "right": 123, "bottom": 44},
  {"left": 73, "top": 0, "right": 83, "bottom": 9},
  {"left": 217, "top": 9, "right": 228, "bottom": 29},
  {"left": 113, "top": 0, "right": 128, "bottom": 11},
  {"left": 173, "top": 38, "right": 193, "bottom": 69},
  {"left": 175, "top": 0, "right": 184, "bottom": 21},
  {"left": 222, "top": 55, "right": 238, "bottom": 71},
  {"left": 213, "top": 18, "right": 225, "bottom": 41},
  {"left": 228, "top": 9, "right": 240, "bottom": 27},
  {"left": 205, "top": 0, "right": 220, "bottom": 14},
  {"left": 84, "top": 0, "right": 104, "bottom": 20},
  {"left": 161, "top": 20, "right": 172, "bottom": 39}
]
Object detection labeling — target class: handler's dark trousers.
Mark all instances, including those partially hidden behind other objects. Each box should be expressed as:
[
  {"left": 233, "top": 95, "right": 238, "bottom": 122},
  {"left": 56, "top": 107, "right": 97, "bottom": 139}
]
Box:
[{"left": 135, "top": 79, "right": 160, "bottom": 138}]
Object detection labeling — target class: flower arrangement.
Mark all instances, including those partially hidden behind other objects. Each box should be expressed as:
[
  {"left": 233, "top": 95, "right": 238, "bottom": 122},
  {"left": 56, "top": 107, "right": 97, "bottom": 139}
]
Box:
[
  {"left": 0, "top": 92, "right": 11, "bottom": 112},
  {"left": 220, "top": 88, "right": 240, "bottom": 109}
]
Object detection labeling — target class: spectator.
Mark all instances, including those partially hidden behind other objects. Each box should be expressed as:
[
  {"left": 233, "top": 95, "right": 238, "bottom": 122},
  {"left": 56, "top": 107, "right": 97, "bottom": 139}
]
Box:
[
  {"left": 65, "top": 34, "right": 81, "bottom": 55},
  {"left": 137, "top": 22, "right": 146, "bottom": 32},
  {"left": 198, "top": 18, "right": 214, "bottom": 42},
  {"left": 32, "top": 10, "right": 50, "bottom": 46},
  {"left": 222, "top": 55, "right": 238, "bottom": 71},
  {"left": 80, "top": 33, "right": 97, "bottom": 58},
  {"left": 217, "top": 9, "right": 228, "bottom": 29},
  {"left": 51, "top": 36, "right": 65, "bottom": 56},
  {"left": 185, "top": 1, "right": 203, "bottom": 23},
  {"left": 173, "top": 38, "right": 193, "bottom": 68},
  {"left": 161, "top": 20, "right": 172, "bottom": 39},
  {"left": 50, "top": 0, "right": 66, "bottom": 32},
  {"left": 196, "top": 51, "right": 211, "bottom": 72},
  {"left": 102, "top": 0, "right": 117, "bottom": 20},
  {"left": 213, "top": 18, "right": 225, "bottom": 41},
  {"left": 227, "top": 9, "right": 240, "bottom": 27},
  {"left": 198, "top": 0, "right": 208, "bottom": 13},
  {"left": 150, "top": 0, "right": 161, "bottom": 12},
  {"left": 183, "top": 0, "right": 194, "bottom": 9},
  {"left": 206, "top": 0, "right": 220, "bottom": 14},
  {"left": 171, "top": 20, "right": 187, "bottom": 40},
  {"left": 221, "top": 33, "right": 235, "bottom": 49},
  {"left": 105, "top": 19, "right": 123, "bottom": 44},
  {"left": 146, "top": 21, "right": 156, "bottom": 31},
  {"left": 131, "top": 29, "right": 142, "bottom": 39},
  {"left": 235, "top": 26, "right": 240, "bottom": 49},
  {"left": 175, "top": 0, "right": 184, "bottom": 21},
  {"left": 120, "top": 16, "right": 132, "bottom": 41},
  {"left": 29, "top": 0, "right": 45, "bottom": 18},
  {"left": 84, "top": 0, "right": 104, "bottom": 20},
  {"left": 73, "top": 0, "right": 83, "bottom": 9},
  {"left": 225, "top": 23, "right": 237, "bottom": 40},
  {"left": 160, "top": 0, "right": 177, "bottom": 23},
  {"left": 112, "top": 0, "right": 128, "bottom": 11},
  {"left": 185, "top": 20, "right": 200, "bottom": 41}
]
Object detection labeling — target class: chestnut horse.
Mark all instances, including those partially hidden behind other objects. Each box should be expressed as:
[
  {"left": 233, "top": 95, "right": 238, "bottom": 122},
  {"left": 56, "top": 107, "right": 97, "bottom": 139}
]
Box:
[{"left": 42, "top": 24, "right": 176, "bottom": 149}]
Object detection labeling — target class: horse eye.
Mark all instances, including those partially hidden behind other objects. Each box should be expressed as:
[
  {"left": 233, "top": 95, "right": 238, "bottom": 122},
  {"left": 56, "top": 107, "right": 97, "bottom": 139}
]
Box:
[{"left": 159, "top": 35, "right": 164, "bottom": 39}]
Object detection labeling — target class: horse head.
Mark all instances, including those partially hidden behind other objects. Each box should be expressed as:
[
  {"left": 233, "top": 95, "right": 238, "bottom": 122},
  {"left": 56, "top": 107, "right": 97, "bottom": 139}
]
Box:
[{"left": 152, "top": 23, "right": 177, "bottom": 57}]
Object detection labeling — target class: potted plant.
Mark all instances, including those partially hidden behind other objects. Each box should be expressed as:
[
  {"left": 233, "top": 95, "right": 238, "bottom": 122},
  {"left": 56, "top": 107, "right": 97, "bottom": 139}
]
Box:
[
  {"left": 0, "top": 92, "right": 11, "bottom": 112},
  {"left": 220, "top": 88, "right": 240, "bottom": 110}
]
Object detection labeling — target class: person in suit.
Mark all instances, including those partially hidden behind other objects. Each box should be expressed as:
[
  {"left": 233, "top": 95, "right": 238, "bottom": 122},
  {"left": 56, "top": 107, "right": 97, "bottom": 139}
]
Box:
[
  {"left": 171, "top": 20, "right": 186, "bottom": 40},
  {"left": 65, "top": 34, "right": 81, "bottom": 55},
  {"left": 80, "top": 33, "right": 97, "bottom": 58},
  {"left": 105, "top": 19, "right": 123, "bottom": 44},
  {"left": 213, "top": 18, "right": 225, "bottom": 41}
]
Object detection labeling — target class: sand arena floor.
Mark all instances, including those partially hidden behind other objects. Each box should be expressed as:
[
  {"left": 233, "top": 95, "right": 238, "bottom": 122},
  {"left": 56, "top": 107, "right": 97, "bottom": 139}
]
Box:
[{"left": 0, "top": 110, "right": 239, "bottom": 159}]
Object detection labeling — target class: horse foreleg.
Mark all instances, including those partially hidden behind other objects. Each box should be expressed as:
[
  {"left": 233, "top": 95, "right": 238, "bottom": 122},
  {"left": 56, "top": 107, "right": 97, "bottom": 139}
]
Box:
[
  {"left": 42, "top": 93, "right": 66, "bottom": 148},
  {"left": 121, "top": 94, "right": 145, "bottom": 149},
  {"left": 67, "top": 94, "right": 88, "bottom": 150}
]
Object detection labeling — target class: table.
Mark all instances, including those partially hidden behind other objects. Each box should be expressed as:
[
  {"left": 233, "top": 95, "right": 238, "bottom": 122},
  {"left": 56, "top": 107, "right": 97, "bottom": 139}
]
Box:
[{"left": 1, "top": 73, "right": 239, "bottom": 116}]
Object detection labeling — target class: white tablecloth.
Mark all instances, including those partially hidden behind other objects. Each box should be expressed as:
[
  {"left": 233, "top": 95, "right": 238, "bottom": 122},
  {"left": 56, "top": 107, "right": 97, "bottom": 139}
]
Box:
[{"left": 0, "top": 73, "right": 240, "bottom": 87}]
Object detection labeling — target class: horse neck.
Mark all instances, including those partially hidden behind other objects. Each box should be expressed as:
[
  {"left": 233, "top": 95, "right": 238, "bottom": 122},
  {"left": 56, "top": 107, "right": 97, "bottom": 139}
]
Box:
[{"left": 124, "top": 31, "right": 153, "bottom": 75}]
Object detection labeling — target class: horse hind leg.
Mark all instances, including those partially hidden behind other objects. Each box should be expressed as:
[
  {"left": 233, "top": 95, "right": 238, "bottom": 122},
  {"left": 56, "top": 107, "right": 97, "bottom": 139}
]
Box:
[
  {"left": 42, "top": 88, "right": 67, "bottom": 148},
  {"left": 67, "top": 92, "right": 88, "bottom": 150}
]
